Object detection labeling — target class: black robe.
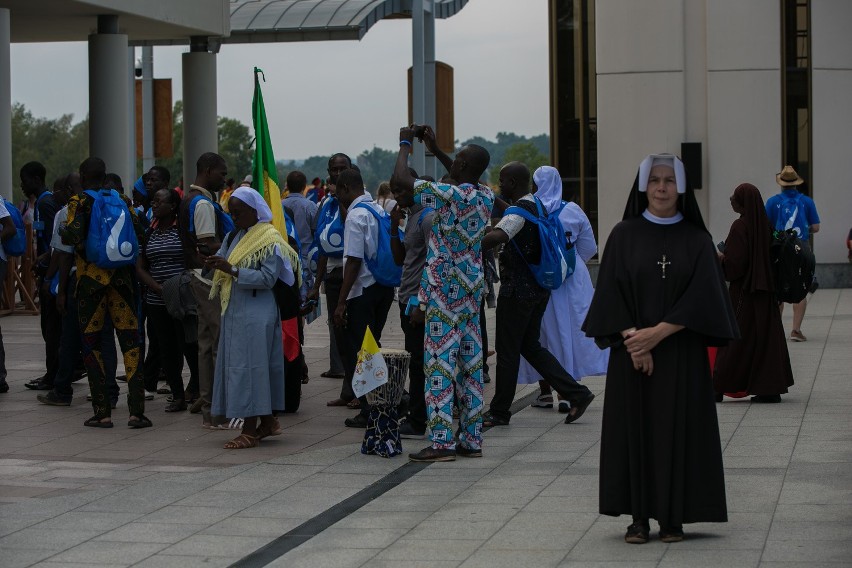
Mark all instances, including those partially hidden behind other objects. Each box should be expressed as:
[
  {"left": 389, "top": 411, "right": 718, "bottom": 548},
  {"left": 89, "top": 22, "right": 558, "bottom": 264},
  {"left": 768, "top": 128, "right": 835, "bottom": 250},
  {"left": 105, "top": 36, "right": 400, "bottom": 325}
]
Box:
[{"left": 583, "top": 216, "right": 738, "bottom": 528}]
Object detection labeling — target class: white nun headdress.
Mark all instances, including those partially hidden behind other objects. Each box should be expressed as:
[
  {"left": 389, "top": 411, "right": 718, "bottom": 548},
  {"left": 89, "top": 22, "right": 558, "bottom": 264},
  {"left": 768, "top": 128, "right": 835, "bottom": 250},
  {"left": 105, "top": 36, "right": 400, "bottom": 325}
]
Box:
[
  {"left": 231, "top": 186, "right": 273, "bottom": 223},
  {"left": 637, "top": 154, "right": 686, "bottom": 194},
  {"left": 532, "top": 166, "right": 563, "bottom": 215}
]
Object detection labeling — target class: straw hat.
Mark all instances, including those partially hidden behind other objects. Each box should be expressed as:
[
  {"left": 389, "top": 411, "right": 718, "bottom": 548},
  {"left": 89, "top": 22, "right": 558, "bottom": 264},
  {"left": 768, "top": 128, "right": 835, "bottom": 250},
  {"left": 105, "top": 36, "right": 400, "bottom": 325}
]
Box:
[{"left": 776, "top": 165, "right": 804, "bottom": 187}]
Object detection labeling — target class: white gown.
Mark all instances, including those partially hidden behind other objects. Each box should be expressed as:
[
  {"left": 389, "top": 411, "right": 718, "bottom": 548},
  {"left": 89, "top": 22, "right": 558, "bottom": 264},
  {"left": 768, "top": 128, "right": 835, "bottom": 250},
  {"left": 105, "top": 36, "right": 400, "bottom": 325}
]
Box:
[{"left": 518, "top": 202, "right": 609, "bottom": 384}]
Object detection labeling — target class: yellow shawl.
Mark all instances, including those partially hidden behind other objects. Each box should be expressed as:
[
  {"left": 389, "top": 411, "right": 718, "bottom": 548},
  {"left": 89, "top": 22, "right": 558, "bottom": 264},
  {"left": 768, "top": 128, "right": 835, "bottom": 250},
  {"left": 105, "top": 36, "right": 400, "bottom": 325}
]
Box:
[{"left": 209, "top": 222, "right": 302, "bottom": 314}]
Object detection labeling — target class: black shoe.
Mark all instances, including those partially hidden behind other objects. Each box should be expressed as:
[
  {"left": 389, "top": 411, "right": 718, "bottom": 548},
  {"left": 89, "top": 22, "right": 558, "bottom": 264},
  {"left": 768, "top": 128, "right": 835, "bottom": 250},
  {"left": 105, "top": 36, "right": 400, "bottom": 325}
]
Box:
[
  {"left": 110, "top": 399, "right": 118, "bottom": 409},
  {"left": 320, "top": 370, "right": 345, "bottom": 379},
  {"left": 625, "top": 520, "right": 650, "bottom": 544},
  {"left": 751, "top": 394, "right": 781, "bottom": 403},
  {"left": 409, "top": 446, "right": 456, "bottom": 462},
  {"left": 24, "top": 378, "right": 53, "bottom": 391},
  {"left": 398, "top": 422, "right": 426, "bottom": 439},
  {"left": 71, "top": 368, "right": 87, "bottom": 382},
  {"left": 456, "top": 445, "right": 482, "bottom": 458},
  {"left": 482, "top": 410, "right": 510, "bottom": 427},
  {"left": 0, "top": 381, "right": 8, "bottom": 393},
  {"left": 565, "top": 393, "right": 595, "bottom": 424},
  {"left": 714, "top": 392, "right": 724, "bottom": 403},
  {"left": 165, "top": 400, "right": 187, "bottom": 413},
  {"left": 344, "top": 413, "right": 368, "bottom": 428},
  {"left": 128, "top": 415, "right": 153, "bottom": 429},
  {"left": 37, "top": 391, "right": 72, "bottom": 406},
  {"left": 659, "top": 526, "right": 684, "bottom": 543},
  {"left": 483, "top": 372, "right": 491, "bottom": 384}
]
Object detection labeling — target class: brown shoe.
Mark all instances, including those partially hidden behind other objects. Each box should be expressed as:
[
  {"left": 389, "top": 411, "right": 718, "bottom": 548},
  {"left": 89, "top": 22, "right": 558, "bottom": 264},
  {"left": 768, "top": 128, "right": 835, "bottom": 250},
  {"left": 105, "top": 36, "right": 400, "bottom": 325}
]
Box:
[
  {"left": 409, "top": 446, "right": 456, "bottom": 462},
  {"left": 326, "top": 398, "right": 349, "bottom": 407},
  {"left": 790, "top": 329, "right": 807, "bottom": 342}
]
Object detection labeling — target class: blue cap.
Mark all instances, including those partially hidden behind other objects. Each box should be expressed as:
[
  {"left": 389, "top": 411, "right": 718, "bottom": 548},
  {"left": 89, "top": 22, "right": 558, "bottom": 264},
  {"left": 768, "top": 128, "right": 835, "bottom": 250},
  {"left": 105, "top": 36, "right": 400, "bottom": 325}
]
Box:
[{"left": 133, "top": 176, "right": 147, "bottom": 197}]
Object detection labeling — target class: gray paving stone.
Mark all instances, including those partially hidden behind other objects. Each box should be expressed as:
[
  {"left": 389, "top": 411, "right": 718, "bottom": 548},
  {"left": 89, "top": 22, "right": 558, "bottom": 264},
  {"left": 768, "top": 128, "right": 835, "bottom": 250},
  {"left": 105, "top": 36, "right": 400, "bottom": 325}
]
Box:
[
  {"left": 161, "top": 533, "right": 275, "bottom": 557},
  {"left": 94, "top": 522, "right": 207, "bottom": 544},
  {"left": 458, "top": 550, "right": 566, "bottom": 568},
  {"left": 1, "top": 549, "right": 65, "bottom": 568},
  {"left": 265, "top": 546, "right": 378, "bottom": 568},
  {"left": 761, "top": 539, "right": 852, "bottom": 563},
  {"left": 373, "top": 537, "right": 481, "bottom": 561},
  {"left": 332, "top": 510, "right": 432, "bottom": 530},
  {"left": 0, "top": 527, "right": 104, "bottom": 550},
  {"left": 131, "top": 555, "right": 238, "bottom": 568},
  {"left": 659, "top": 549, "right": 761, "bottom": 567},
  {"left": 406, "top": 520, "right": 506, "bottom": 541},
  {"left": 46, "top": 541, "right": 169, "bottom": 565},
  {"left": 200, "top": 516, "right": 306, "bottom": 537}
]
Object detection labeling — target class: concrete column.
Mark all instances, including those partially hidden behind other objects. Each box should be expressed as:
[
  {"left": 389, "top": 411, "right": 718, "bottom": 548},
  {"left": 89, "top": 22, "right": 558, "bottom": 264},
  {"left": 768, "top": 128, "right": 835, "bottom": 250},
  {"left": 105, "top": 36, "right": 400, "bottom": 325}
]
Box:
[
  {"left": 411, "top": 0, "right": 426, "bottom": 174},
  {"left": 141, "top": 46, "right": 155, "bottom": 172},
  {"left": 127, "top": 46, "right": 136, "bottom": 192},
  {"left": 0, "top": 9, "right": 11, "bottom": 201},
  {"left": 89, "top": 16, "right": 129, "bottom": 189},
  {"left": 423, "top": 3, "right": 437, "bottom": 179},
  {"left": 181, "top": 37, "right": 218, "bottom": 190}
]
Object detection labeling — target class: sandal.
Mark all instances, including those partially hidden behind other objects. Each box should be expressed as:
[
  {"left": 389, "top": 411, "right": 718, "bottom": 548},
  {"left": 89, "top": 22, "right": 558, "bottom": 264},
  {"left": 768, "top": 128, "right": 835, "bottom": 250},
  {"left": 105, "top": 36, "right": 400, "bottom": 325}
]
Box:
[
  {"left": 625, "top": 520, "right": 650, "bottom": 544},
  {"left": 326, "top": 398, "right": 349, "bottom": 407},
  {"left": 84, "top": 416, "right": 113, "bottom": 428},
  {"left": 531, "top": 394, "right": 554, "bottom": 408},
  {"left": 127, "top": 415, "right": 153, "bottom": 429},
  {"left": 659, "top": 526, "right": 684, "bottom": 543},
  {"left": 482, "top": 411, "right": 510, "bottom": 427},
  {"left": 256, "top": 418, "right": 283, "bottom": 440},
  {"left": 223, "top": 433, "right": 258, "bottom": 449},
  {"left": 346, "top": 399, "right": 362, "bottom": 410}
]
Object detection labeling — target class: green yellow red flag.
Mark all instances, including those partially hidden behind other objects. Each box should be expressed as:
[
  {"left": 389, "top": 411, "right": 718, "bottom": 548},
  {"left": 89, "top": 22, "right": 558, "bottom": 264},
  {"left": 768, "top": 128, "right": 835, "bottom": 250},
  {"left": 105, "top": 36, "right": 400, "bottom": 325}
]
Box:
[{"left": 252, "top": 67, "right": 287, "bottom": 238}]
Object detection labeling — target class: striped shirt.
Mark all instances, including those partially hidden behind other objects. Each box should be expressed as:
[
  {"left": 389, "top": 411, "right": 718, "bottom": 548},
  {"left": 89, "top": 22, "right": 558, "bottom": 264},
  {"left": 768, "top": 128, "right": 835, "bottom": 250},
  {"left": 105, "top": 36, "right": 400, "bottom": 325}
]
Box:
[{"left": 142, "top": 225, "right": 185, "bottom": 306}]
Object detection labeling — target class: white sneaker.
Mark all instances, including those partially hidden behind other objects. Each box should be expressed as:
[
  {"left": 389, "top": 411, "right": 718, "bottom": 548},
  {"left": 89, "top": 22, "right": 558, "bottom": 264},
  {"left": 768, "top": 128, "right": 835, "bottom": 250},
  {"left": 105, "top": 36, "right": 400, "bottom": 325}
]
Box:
[{"left": 531, "top": 394, "right": 554, "bottom": 408}]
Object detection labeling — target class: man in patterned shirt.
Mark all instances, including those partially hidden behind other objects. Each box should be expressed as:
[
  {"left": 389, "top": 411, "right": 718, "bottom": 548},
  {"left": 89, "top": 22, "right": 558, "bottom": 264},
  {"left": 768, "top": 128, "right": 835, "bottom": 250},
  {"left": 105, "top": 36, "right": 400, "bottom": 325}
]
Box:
[{"left": 392, "top": 125, "right": 493, "bottom": 462}]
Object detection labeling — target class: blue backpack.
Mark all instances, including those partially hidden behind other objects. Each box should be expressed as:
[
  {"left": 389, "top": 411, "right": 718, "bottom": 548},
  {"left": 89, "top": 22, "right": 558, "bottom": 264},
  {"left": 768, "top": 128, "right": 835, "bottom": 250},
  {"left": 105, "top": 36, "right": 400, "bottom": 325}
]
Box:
[
  {"left": 188, "top": 195, "right": 235, "bottom": 239},
  {"left": 282, "top": 206, "right": 301, "bottom": 252},
  {"left": 2, "top": 199, "right": 27, "bottom": 257},
  {"left": 307, "top": 197, "right": 345, "bottom": 272},
  {"left": 83, "top": 189, "right": 139, "bottom": 268},
  {"left": 353, "top": 203, "right": 403, "bottom": 287},
  {"left": 504, "top": 197, "right": 576, "bottom": 290}
]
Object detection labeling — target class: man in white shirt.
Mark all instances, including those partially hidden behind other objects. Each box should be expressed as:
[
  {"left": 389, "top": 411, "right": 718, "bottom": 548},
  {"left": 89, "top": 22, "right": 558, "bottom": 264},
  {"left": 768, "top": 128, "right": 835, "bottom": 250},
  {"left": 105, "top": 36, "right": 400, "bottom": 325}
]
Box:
[{"left": 333, "top": 168, "right": 395, "bottom": 428}]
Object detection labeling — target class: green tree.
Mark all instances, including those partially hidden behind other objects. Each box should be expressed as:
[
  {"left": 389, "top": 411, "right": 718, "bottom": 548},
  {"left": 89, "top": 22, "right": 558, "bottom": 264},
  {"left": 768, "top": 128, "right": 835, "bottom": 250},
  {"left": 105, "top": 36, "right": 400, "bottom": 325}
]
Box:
[
  {"left": 356, "top": 146, "right": 397, "bottom": 195},
  {"left": 487, "top": 141, "right": 550, "bottom": 189},
  {"left": 217, "top": 116, "right": 253, "bottom": 181},
  {"left": 11, "top": 103, "right": 88, "bottom": 201}
]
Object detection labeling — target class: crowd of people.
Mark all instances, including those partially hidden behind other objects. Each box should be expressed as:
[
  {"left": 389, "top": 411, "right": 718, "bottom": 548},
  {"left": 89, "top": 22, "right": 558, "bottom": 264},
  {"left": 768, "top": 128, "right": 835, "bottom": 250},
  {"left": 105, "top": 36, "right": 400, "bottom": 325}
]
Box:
[{"left": 0, "top": 123, "right": 825, "bottom": 545}]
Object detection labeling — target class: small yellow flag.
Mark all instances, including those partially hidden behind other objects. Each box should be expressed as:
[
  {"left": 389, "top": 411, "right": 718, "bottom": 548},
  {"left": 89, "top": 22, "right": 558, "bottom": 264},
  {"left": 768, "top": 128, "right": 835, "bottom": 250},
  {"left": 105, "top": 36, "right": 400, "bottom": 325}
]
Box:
[{"left": 352, "top": 326, "right": 388, "bottom": 397}]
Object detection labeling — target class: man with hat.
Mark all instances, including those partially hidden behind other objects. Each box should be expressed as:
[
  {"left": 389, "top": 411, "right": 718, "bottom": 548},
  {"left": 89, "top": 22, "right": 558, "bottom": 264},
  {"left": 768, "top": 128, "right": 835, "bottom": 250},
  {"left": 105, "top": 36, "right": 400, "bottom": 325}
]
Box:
[{"left": 765, "top": 165, "right": 821, "bottom": 342}]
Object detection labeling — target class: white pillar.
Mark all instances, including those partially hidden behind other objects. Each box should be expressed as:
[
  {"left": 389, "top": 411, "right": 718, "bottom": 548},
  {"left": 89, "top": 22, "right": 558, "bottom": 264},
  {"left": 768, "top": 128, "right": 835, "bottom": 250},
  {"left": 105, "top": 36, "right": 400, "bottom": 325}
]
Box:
[
  {"left": 411, "top": 0, "right": 426, "bottom": 174},
  {"left": 181, "top": 39, "right": 218, "bottom": 190},
  {"left": 0, "top": 9, "right": 12, "bottom": 201},
  {"left": 89, "top": 16, "right": 129, "bottom": 189},
  {"left": 141, "top": 46, "right": 155, "bottom": 172},
  {"left": 127, "top": 46, "right": 136, "bottom": 192}
]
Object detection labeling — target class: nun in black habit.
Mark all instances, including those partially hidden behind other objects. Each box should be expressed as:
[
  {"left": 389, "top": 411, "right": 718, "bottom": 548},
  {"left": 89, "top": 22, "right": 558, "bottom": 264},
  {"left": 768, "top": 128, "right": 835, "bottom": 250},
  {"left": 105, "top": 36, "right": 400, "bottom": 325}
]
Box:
[{"left": 583, "top": 154, "right": 738, "bottom": 544}]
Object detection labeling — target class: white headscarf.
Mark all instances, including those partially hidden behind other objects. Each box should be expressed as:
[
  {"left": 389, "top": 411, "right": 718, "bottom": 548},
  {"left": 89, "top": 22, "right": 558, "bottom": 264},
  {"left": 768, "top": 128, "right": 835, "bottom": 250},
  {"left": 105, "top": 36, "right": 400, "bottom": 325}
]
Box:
[
  {"left": 231, "top": 186, "right": 273, "bottom": 222},
  {"left": 637, "top": 153, "right": 686, "bottom": 194},
  {"left": 533, "top": 166, "right": 563, "bottom": 214}
]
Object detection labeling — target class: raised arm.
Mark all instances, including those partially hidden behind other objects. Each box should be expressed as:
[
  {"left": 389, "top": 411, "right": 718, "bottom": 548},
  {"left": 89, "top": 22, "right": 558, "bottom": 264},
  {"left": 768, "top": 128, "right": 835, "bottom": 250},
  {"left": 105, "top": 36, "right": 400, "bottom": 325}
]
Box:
[
  {"left": 392, "top": 127, "right": 417, "bottom": 206},
  {"left": 420, "top": 126, "right": 453, "bottom": 173}
]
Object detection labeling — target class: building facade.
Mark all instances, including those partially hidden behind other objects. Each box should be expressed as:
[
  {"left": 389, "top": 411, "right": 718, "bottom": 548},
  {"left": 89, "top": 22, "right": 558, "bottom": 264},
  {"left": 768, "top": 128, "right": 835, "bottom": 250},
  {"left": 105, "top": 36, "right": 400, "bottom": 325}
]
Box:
[{"left": 551, "top": 0, "right": 852, "bottom": 267}]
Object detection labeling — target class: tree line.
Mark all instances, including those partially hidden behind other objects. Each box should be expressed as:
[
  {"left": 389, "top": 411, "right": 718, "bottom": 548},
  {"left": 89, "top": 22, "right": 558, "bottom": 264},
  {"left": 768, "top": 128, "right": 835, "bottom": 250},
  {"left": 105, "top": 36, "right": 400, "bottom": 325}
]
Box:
[{"left": 10, "top": 101, "right": 549, "bottom": 201}]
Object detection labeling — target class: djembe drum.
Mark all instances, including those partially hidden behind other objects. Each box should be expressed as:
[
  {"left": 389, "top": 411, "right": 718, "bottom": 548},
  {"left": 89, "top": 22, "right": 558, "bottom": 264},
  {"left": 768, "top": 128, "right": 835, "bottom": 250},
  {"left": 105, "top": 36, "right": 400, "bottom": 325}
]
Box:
[{"left": 362, "top": 349, "right": 410, "bottom": 458}]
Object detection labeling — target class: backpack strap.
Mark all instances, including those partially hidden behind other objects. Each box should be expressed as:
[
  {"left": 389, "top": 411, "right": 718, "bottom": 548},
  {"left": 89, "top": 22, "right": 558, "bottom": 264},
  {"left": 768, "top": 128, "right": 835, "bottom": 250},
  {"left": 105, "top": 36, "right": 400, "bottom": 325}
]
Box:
[{"left": 417, "top": 207, "right": 434, "bottom": 227}]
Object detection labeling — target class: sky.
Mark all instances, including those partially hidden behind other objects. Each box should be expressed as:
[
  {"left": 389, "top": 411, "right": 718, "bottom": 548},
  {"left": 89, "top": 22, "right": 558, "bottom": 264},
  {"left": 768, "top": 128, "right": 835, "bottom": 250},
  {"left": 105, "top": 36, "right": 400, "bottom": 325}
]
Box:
[{"left": 9, "top": 0, "right": 549, "bottom": 161}]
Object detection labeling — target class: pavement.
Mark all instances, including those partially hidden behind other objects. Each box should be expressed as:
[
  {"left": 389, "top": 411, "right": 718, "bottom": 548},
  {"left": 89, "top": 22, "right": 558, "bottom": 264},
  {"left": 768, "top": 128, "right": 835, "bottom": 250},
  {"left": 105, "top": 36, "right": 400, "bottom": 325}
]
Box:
[{"left": 0, "top": 289, "right": 850, "bottom": 567}]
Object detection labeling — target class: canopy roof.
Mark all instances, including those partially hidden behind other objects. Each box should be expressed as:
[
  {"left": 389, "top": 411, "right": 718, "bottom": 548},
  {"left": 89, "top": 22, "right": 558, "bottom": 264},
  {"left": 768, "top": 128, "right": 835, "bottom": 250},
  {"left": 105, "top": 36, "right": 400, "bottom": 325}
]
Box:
[{"left": 226, "top": 0, "right": 468, "bottom": 43}]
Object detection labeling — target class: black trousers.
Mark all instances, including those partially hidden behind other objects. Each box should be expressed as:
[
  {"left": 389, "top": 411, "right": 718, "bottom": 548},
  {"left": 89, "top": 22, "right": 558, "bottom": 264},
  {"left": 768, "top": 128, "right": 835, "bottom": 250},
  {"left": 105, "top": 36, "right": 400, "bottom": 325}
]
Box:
[
  {"left": 145, "top": 303, "right": 187, "bottom": 402},
  {"left": 341, "top": 283, "right": 394, "bottom": 414},
  {"left": 399, "top": 302, "right": 426, "bottom": 430},
  {"left": 489, "top": 294, "right": 592, "bottom": 421},
  {"left": 38, "top": 285, "right": 62, "bottom": 384},
  {"left": 323, "top": 268, "right": 351, "bottom": 397},
  {"left": 480, "top": 298, "right": 489, "bottom": 377}
]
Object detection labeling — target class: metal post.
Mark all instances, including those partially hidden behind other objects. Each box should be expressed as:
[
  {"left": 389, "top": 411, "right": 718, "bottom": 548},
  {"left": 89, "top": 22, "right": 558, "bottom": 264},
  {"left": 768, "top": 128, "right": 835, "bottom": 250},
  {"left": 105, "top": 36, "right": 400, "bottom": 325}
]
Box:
[
  {"left": 141, "top": 46, "right": 155, "bottom": 172},
  {"left": 89, "top": 16, "right": 129, "bottom": 191},
  {"left": 0, "top": 9, "right": 12, "bottom": 201},
  {"left": 411, "top": 0, "right": 426, "bottom": 174},
  {"left": 182, "top": 37, "right": 218, "bottom": 191},
  {"left": 424, "top": 2, "right": 437, "bottom": 179}
]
